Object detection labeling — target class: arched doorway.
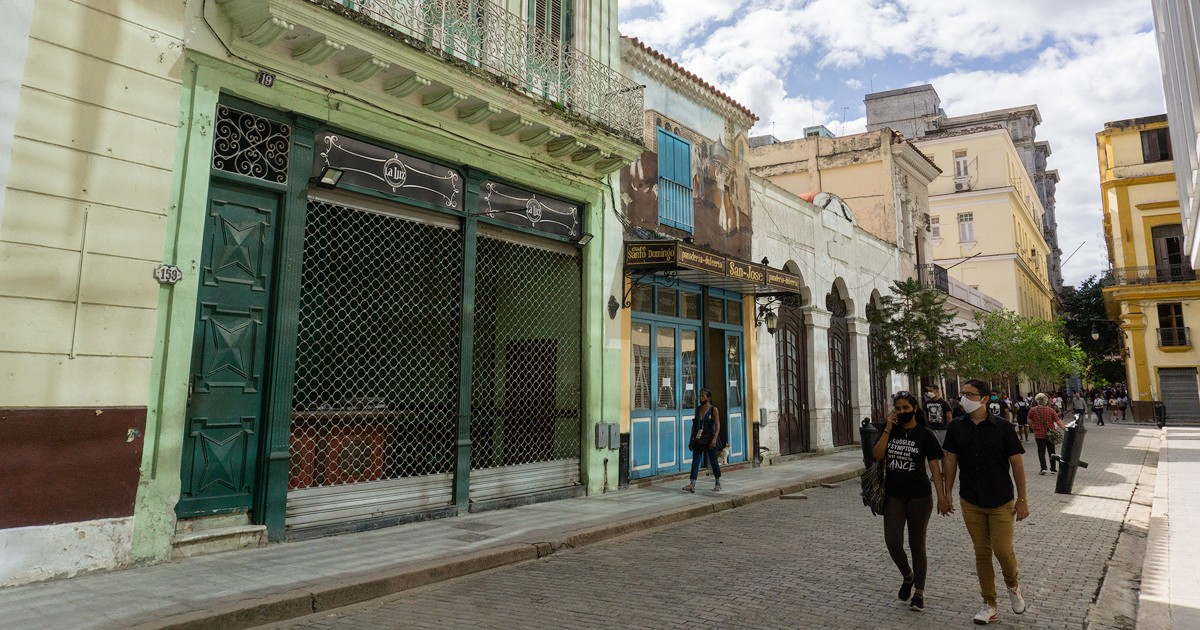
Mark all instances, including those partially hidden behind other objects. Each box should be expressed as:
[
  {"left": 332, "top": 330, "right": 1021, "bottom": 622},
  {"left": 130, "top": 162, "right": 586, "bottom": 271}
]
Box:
[
  {"left": 866, "top": 300, "right": 888, "bottom": 425},
  {"left": 775, "top": 295, "right": 809, "bottom": 455},
  {"left": 827, "top": 287, "right": 853, "bottom": 447}
]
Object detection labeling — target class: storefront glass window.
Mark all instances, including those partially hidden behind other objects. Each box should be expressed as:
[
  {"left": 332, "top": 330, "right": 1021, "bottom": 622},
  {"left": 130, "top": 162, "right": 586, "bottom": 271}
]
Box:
[{"left": 705, "top": 296, "right": 724, "bottom": 323}]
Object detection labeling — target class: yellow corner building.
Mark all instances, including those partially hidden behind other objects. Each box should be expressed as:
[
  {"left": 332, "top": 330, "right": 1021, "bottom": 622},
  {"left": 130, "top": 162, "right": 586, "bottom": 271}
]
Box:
[{"left": 1098, "top": 115, "right": 1200, "bottom": 422}]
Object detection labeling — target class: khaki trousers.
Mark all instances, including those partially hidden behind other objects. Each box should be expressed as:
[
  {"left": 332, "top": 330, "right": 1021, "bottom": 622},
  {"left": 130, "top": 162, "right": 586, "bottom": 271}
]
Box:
[{"left": 961, "top": 498, "right": 1019, "bottom": 605}]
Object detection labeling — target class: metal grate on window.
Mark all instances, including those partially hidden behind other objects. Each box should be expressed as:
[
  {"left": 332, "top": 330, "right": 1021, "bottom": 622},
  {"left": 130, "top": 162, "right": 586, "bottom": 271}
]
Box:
[
  {"left": 211, "top": 104, "right": 290, "bottom": 184},
  {"left": 289, "top": 200, "right": 463, "bottom": 491},
  {"left": 470, "top": 233, "right": 582, "bottom": 470}
]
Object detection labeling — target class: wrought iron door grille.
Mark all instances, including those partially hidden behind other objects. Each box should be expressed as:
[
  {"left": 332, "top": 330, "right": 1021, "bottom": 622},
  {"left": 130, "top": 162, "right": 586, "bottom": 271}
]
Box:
[
  {"left": 289, "top": 200, "right": 463, "bottom": 490},
  {"left": 470, "top": 234, "right": 582, "bottom": 470},
  {"left": 211, "top": 104, "right": 290, "bottom": 184}
]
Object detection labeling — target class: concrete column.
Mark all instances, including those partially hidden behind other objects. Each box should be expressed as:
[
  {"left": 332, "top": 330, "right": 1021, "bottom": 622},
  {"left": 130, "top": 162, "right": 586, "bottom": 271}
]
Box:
[
  {"left": 753, "top": 322, "right": 780, "bottom": 453},
  {"left": 847, "top": 316, "right": 873, "bottom": 441},
  {"left": 806, "top": 308, "right": 834, "bottom": 452}
]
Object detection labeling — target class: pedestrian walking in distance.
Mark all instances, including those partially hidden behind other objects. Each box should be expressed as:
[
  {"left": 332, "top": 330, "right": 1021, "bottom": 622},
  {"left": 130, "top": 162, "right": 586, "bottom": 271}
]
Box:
[
  {"left": 872, "top": 391, "right": 946, "bottom": 613},
  {"left": 1071, "top": 391, "right": 1087, "bottom": 422},
  {"left": 682, "top": 388, "right": 722, "bottom": 493},
  {"left": 939, "top": 379, "right": 1030, "bottom": 625},
  {"left": 1092, "top": 394, "right": 1106, "bottom": 426},
  {"left": 1028, "top": 393, "right": 1067, "bottom": 475},
  {"left": 1014, "top": 393, "right": 1031, "bottom": 443},
  {"left": 923, "top": 385, "right": 953, "bottom": 446}
]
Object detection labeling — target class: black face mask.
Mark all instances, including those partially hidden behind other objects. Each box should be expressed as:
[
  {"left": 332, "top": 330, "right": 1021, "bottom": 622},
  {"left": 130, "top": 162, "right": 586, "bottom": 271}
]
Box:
[{"left": 897, "top": 411, "right": 916, "bottom": 424}]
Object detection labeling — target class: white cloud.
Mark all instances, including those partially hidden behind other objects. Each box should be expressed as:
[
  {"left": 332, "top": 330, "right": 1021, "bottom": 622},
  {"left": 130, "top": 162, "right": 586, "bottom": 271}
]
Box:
[
  {"left": 930, "top": 30, "right": 1164, "bottom": 286},
  {"left": 618, "top": 0, "right": 1164, "bottom": 286}
]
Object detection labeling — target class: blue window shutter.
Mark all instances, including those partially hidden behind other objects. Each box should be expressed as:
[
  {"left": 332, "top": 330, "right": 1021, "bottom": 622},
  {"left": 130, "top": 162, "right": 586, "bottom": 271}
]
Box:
[{"left": 675, "top": 138, "right": 691, "bottom": 186}]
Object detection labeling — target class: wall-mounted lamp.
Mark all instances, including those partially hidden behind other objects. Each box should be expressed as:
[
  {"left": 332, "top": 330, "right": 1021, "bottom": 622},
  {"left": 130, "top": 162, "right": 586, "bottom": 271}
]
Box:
[
  {"left": 1091, "top": 323, "right": 1100, "bottom": 341},
  {"left": 577, "top": 232, "right": 593, "bottom": 247},
  {"left": 755, "top": 304, "right": 779, "bottom": 335},
  {"left": 316, "top": 167, "right": 344, "bottom": 188}
]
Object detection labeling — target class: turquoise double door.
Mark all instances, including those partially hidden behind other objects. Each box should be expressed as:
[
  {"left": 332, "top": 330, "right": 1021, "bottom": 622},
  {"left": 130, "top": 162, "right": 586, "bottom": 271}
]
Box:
[{"left": 629, "top": 285, "right": 746, "bottom": 479}]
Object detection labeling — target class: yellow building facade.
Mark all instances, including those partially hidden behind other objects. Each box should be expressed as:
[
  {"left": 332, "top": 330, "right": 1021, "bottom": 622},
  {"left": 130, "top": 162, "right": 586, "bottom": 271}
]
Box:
[
  {"left": 1098, "top": 115, "right": 1200, "bottom": 421},
  {"left": 920, "top": 129, "right": 1055, "bottom": 321}
]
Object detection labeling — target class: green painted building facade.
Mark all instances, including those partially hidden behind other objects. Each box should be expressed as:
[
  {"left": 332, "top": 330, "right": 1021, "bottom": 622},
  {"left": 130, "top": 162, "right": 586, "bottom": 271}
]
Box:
[{"left": 133, "top": 0, "right": 643, "bottom": 563}]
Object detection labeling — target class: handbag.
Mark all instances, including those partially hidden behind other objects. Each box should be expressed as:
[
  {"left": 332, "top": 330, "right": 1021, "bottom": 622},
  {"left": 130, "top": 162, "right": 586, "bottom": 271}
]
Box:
[
  {"left": 1047, "top": 428, "right": 1063, "bottom": 446},
  {"left": 859, "top": 460, "right": 886, "bottom": 516}
]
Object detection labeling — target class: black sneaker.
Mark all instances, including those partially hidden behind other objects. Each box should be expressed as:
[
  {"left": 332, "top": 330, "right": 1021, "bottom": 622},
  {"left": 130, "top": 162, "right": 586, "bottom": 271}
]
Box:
[
  {"left": 898, "top": 576, "right": 914, "bottom": 601},
  {"left": 910, "top": 594, "right": 924, "bottom": 612}
]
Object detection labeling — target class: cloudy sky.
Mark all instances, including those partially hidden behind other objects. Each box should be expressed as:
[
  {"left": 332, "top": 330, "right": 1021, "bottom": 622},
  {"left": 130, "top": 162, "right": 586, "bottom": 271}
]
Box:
[{"left": 618, "top": 0, "right": 1166, "bottom": 287}]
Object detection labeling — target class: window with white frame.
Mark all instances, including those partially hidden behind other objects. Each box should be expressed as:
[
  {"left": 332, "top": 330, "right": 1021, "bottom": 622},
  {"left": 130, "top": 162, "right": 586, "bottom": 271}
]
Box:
[
  {"left": 958, "top": 212, "right": 974, "bottom": 242},
  {"left": 930, "top": 216, "right": 941, "bottom": 240},
  {"left": 953, "top": 150, "right": 969, "bottom": 179}
]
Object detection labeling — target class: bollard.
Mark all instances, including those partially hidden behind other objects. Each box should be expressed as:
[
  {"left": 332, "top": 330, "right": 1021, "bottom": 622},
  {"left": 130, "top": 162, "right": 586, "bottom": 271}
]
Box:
[
  {"left": 1154, "top": 401, "right": 1167, "bottom": 429},
  {"left": 1052, "top": 421, "right": 1089, "bottom": 494},
  {"left": 860, "top": 418, "right": 880, "bottom": 468}
]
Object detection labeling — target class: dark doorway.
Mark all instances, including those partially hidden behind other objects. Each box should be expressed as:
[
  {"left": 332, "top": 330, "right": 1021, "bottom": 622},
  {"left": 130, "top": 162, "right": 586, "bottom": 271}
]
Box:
[
  {"left": 775, "top": 296, "right": 810, "bottom": 455},
  {"left": 827, "top": 287, "right": 853, "bottom": 447}
]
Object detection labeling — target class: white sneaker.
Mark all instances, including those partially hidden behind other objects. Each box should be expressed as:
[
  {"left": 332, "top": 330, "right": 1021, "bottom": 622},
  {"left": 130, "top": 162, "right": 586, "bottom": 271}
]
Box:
[
  {"left": 973, "top": 603, "right": 998, "bottom": 625},
  {"left": 1008, "top": 585, "right": 1027, "bottom": 614}
]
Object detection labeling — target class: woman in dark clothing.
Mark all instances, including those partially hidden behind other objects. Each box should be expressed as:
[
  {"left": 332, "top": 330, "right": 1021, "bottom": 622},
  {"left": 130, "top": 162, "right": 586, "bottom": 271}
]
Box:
[
  {"left": 683, "top": 388, "right": 722, "bottom": 493},
  {"left": 872, "top": 391, "right": 946, "bottom": 612}
]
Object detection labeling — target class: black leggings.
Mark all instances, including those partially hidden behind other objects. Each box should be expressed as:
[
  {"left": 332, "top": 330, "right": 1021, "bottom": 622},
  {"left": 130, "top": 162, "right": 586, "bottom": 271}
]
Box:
[{"left": 883, "top": 495, "right": 934, "bottom": 590}]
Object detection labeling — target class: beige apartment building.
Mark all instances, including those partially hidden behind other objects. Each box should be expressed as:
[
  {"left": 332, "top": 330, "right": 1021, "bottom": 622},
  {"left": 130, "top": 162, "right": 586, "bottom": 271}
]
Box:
[
  {"left": 748, "top": 126, "right": 940, "bottom": 281},
  {"left": 1098, "top": 115, "right": 1200, "bottom": 422},
  {"left": 917, "top": 126, "right": 1055, "bottom": 321}
]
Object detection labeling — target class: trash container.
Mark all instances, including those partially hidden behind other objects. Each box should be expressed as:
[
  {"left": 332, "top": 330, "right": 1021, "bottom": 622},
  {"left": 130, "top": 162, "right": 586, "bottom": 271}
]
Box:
[
  {"left": 1154, "top": 401, "right": 1167, "bottom": 428},
  {"left": 1054, "top": 422, "right": 1089, "bottom": 494},
  {"left": 860, "top": 418, "right": 879, "bottom": 468}
]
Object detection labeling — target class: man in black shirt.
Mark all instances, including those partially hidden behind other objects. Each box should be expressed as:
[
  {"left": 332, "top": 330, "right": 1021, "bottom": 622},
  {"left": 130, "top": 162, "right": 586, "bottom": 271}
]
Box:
[
  {"left": 923, "top": 385, "right": 953, "bottom": 445},
  {"left": 940, "top": 378, "right": 1029, "bottom": 625}
]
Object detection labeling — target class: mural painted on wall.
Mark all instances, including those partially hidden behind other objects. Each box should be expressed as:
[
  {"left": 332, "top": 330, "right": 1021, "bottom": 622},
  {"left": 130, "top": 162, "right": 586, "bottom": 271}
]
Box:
[{"left": 620, "top": 113, "right": 752, "bottom": 260}]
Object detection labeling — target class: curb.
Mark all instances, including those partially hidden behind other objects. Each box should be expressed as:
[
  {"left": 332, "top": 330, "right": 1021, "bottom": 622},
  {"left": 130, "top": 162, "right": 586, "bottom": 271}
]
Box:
[{"left": 141, "top": 466, "right": 863, "bottom": 629}]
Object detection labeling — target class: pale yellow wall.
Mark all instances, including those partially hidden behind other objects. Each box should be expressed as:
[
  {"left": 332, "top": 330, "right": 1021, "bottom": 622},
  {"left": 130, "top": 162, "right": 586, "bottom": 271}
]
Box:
[
  {"left": 749, "top": 131, "right": 902, "bottom": 247},
  {"left": 0, "top": 0, "right": 183, "bottom": 407},
  {"left": 922, "top": 130, "right": 1053, "bottom": 320}
]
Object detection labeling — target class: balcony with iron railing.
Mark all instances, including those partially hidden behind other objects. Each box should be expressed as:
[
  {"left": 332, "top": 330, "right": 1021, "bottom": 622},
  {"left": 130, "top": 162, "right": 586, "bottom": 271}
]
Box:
[
  {"left": 917, "top": 263, "right": 1003, "bottom": 312},
  {"left": 217, "top": 0, "right": 644, "bottom": 172},
  {"left": 1158, "top": 326, "right": 1191, "bottom": 347},
  {"left": 1103, "top": 257, "right": 1197, "bottom": 286},
  {"left": 917, "top": 263, "right": 949, "bottom": 294},
  {"left": 342, "top": 0, "right": 643, "bottom": 140}
]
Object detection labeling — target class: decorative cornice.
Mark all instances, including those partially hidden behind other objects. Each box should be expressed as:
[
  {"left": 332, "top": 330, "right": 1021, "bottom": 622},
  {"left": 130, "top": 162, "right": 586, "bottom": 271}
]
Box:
[{"left": 621, "top": 36, "right": 757, "bottom": 129}]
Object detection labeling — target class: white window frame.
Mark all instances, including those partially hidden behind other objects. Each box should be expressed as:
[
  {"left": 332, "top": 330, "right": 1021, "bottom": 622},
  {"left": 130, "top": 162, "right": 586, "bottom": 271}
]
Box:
[
  {"left": 953, "top": 150, "right": 969, "bottom": 179},
  {"left": 958, "top": 212, "right": 975, "bottom": 242},
  {"left": 930, "top": 216, "right": 941, "bottom": 240}
]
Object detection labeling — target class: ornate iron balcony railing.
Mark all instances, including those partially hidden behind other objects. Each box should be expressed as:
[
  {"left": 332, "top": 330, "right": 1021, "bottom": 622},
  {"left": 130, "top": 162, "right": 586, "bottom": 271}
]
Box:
[
  {"left": 1158, "top": 326, "right": 1191, "bottom": 347},
  {"left": 1105, "top": 257, "right": 1196, "bottom": 286},
  {"left": 917, "top": 263, "right": 949, "bottom": 294},
  {"left": 340, "top": 0, "right": 644, "bottom": 141}
]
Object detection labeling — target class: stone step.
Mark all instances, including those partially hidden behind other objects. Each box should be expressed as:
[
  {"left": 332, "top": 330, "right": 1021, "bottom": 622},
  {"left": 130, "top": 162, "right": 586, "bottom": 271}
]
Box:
[{"left": 171, "top": 525, "right": 266, "bottom": 560}]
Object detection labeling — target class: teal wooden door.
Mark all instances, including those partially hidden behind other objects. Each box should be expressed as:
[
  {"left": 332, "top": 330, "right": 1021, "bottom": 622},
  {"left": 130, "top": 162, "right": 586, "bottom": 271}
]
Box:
[{"left": 178, "top": 181, "right": 281, "bottom": 517}]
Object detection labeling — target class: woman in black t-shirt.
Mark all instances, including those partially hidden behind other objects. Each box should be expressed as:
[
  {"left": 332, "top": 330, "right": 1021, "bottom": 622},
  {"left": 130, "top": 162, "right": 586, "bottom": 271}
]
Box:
[{"left": 871, "top": 391, "right": 947, "bottom": 612}]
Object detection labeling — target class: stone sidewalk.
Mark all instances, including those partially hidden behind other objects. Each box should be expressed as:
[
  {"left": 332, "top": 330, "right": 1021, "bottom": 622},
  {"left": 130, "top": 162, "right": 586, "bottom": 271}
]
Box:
[
  {"left": 1138, "top": 425, "right": 1200, "bottom": 630},
  {"left": 0, "top": 449, "right": 864, "bottom": 630}
]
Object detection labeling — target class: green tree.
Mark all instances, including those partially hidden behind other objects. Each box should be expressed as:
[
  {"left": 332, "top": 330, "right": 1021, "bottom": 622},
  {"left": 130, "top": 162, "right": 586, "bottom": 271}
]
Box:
[
  {"left": 1060, "top": 275, "right": 1125, "bottom": 385},
  {"left": 957, "top": 310, "right": 1086, "bottom": 391},
  {"left": 866, "top": 278, "right": 964, "bottom": 385}
]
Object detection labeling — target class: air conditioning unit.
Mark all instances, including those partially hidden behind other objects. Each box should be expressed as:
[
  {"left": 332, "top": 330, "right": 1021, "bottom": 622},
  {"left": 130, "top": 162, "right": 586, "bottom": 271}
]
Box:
[{"left": 954, "top": 180, "right": 971, "bottom": 192}]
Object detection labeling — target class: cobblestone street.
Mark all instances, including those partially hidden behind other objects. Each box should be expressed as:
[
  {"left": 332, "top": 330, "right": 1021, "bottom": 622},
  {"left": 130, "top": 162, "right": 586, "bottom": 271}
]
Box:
[{"left": 265, "top": 425, "right": 1157, "bottom": 630}]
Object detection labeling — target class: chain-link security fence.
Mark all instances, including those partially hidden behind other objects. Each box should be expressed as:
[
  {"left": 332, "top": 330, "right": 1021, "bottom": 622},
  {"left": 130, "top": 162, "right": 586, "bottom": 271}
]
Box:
[
  {"left": 469, "top": 233, "right": 581, "bottom": 492},
  {"left": 289, "top": 200, "right": 463, "bottom": 493}
]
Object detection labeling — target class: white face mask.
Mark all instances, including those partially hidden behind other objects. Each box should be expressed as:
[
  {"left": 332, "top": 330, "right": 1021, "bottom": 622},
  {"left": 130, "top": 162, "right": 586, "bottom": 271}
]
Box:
[{"left": 960, "top": 395, "right": 984, "bottom": 413}]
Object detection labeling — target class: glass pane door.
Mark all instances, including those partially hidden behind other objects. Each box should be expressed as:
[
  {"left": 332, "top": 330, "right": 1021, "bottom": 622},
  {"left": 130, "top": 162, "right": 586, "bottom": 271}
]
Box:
[
  {"left": 655, "top": 327, "right": 680, "bottom": 472},
  {"left": 724, "top": 332, "right": 745, "bottom": 463}
]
